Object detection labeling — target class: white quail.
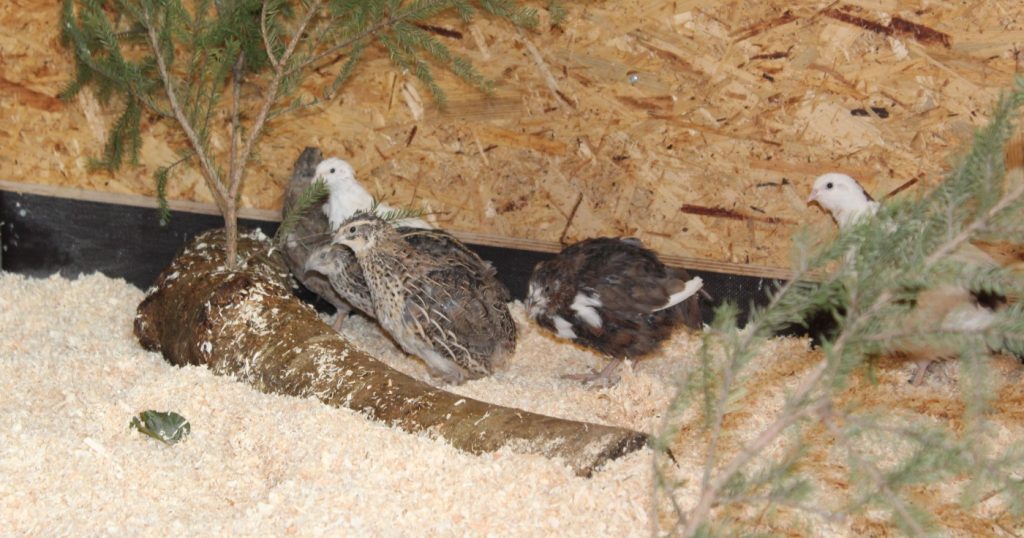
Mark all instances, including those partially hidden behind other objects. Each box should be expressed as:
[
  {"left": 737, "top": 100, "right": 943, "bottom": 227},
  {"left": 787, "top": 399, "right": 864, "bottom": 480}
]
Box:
[
  {"left": 316, "top": 157, "right": 431, "bottom": 231},
  {"left": 808, "top": 172, "right": 1016, "bottom": 384},
  {"left": 281, "top": 147, "right": 361, "bottom": 331}
]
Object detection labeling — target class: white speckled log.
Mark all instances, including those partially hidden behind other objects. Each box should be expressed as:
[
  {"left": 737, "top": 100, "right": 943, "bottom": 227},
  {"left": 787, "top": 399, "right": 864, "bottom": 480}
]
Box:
[{"left": 134, "top": 228, "right": 652, "bottom": 477}]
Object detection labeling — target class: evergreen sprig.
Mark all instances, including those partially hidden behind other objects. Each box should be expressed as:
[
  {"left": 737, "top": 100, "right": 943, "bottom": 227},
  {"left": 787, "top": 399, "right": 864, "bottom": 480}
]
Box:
[
  {"left": 655, "top": 75, "right": 1024, "bottom": 535},
  {"left": 60, "top": 0, "right": 539, "bottom": 266},
  {"left": 368, "top": 197, "right": 427, "bottom": 224},
  {"left": 274, "top": 177, "right": 329, "bottom": 244}
]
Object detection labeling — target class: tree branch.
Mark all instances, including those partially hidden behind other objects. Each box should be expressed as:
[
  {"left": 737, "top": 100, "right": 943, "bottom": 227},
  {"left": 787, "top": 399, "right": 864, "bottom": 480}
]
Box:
[
  {"left": 140, "top": 3, "right": 229, "bottom": 213},
  {"left": 925, "top": 177, "right": 1024, "bottom": 267},
  {"left": 682, "top": 395, "right": 831, "bottom": 534},
  {"left": 863, "top": 325, "right": 1003, "bottom": 343},
  {"left": 676, "top": 175, "right": 1024, "bottom": 532},
  {"left": 697, "top": 266, "right": 820, "bottom": 511},
  {"left": 230, "top": 0, "right": 323, "bottom": 203},
  {"left": 681, "top": 283, "right": 894, "bottom": 534},
  {"left": 260, "top": 0, "right": 280, "bottom": 70},
  {"left": 722, "top": 494, "right": 843, "bottom": 522},
  {"left": 283, "top": 14, "right": 398, "bottom": 79},
  {"left": 67, "top": 42, "right": 171, "bottom": 119},
  {"left": 229, "top": 51, "right": 245, "bottom": 187},
  {"left": 823, "top": 416, "right": 929, "bottom": 537}
]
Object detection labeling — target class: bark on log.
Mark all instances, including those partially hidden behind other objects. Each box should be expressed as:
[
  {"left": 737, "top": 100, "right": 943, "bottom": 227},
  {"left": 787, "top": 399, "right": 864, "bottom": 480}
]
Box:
[{"left": 134, "top": 228, "right": 651, "bottom": 477}]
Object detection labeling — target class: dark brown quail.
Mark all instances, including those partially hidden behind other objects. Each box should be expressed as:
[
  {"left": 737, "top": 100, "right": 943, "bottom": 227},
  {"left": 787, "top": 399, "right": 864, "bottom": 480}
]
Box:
[
  {"left": 332, "top": 212, "right": 516, "bottom": 384},
  {"left": 526, "top": 237, "right": 704, "bottom": 385},
  {"left": 280, "top": 147, "right": 359, "bottom": 331}
]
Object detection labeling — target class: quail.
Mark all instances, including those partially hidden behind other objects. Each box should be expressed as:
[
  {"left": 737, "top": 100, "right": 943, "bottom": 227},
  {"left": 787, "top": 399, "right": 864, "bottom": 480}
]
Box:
[
  {"left": 289, "top": 154, "right": 433, "bottom": 328},
  {"left": 332, "top": 212, "right": 516, "bottom": 384},
  {"left": 281, "top": 147, "right": 363, "bottom": 331},
  {"left": 808, "top": 172, "right": 1017, "bottom": 384},
  {"left": 526, "top": 237, "right": 704, "bottom": 385},
  {"left": 316, "top": 157, "right": 430, "bottom": 231}
]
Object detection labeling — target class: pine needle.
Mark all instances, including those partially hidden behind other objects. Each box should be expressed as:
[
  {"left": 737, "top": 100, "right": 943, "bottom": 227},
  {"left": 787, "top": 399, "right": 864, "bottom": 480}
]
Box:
[
  {"left": 368, "top": 197, "right": 426, "bottom": 224},
  {"left": 654, "top": 76, "right": 1024, "bottom": 534},
  {"left": 274, "top": 177, "right": 329, "bottom": 244}
]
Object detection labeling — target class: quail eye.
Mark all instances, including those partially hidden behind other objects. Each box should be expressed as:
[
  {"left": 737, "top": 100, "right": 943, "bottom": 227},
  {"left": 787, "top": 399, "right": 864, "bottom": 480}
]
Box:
[
  {"left": 826, "top": 182, "right": 834, "bottom": 189},
  {"left": 330, "top": 168, "right": 336, "bottom": 174},
  {"left": 348, "top": 226, "right": 356, "bottom": 234}
]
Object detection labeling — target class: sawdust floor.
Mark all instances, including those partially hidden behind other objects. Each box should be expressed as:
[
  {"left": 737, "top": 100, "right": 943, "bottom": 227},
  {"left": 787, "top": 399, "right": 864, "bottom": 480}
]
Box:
[{"left": 1, "top": 272, "right": 1022, "bottom": 536}]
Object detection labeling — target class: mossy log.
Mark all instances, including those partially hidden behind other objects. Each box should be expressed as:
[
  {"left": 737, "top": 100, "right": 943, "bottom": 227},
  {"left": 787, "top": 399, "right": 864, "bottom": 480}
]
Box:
[{"left": 134, "top": 229, "right": 651, "bottom": 476}]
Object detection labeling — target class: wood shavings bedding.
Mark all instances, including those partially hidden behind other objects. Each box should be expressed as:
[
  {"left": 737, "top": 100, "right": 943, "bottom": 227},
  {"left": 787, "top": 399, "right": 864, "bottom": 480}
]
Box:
[
  {"left": 0, "top": 272, "right": 657, "bottom": 536},
  {"left": 2, "top": 272, "right": 1021, "bottom": 535}
]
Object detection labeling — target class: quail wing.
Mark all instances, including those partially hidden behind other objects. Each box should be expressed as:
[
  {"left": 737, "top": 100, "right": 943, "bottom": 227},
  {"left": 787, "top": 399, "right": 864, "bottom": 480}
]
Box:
[{"left": 400, "top": 259, "right": 516, "bottom": 378}]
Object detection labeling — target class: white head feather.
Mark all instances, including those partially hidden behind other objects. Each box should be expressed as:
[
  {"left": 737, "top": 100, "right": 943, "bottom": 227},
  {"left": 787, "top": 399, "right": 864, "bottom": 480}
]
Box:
[
  {"left": 316, "top": 157, "right": 432, "bottom": 230},
  {"left": 316, "top": 158, "right": 375, "bottom": 230},
  {"left": 807, "top": 173, "right": 880, "bottom": 230}
]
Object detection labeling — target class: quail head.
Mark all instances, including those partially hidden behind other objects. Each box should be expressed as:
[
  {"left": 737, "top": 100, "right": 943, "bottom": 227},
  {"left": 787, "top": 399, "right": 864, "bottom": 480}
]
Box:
[
  {"left": 526, "top": 237, "right": 704, "bottom": 385},
  {"left": 807, "top": 172, "right": 880, "bottom": 230},
  {"left": 332, "top": 212, "right": 516, "bottom": 384}
]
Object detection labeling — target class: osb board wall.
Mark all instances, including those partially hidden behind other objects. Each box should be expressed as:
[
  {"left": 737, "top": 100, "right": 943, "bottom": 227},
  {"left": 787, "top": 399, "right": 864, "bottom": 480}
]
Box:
[{"left": 1, "top": 0, "right": 1022, "bottom": 273}]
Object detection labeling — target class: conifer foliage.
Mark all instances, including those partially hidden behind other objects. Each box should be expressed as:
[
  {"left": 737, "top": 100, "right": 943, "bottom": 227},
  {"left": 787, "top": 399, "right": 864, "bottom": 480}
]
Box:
[
  {"left": 654, "top": 76, "right": 1024, "bottom": 535},
  {"left": 60, "top": 0, "right": 540, "bottom": 267}
]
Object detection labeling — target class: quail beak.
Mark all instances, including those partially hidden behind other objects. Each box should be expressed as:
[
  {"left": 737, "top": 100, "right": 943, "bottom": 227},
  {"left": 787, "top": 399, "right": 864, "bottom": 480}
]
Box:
[
  {"left": 525, "top": 292, "right": 546, "bottom": 320},
  {"left": 527, "top": 303, "right": 541, "bottom": 321},
  {"left": 806, "top": 189, "right": 819, "bottom": 204}
]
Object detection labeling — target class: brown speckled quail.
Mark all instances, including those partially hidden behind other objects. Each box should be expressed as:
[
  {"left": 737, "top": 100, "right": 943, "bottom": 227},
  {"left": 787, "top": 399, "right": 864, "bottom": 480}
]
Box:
[
  {"left": 332, "top": 212, "right": 516, "bottom": 384},
  {"left": 526, "top": 237, "right": 704, "bottom": 385},
  {"left": 305, "top": 225, "right": 512, "bottom": 323},
  {"left": 287, "top": 149, "right": 506, "bottom": 330}
]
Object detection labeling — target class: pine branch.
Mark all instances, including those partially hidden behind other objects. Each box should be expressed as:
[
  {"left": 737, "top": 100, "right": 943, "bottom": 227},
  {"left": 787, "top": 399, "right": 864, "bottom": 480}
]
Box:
[
  {"left": 281, "top": 10, "right": 401, "bottom": 78},
  {"left": 229, "top": 51, "right": 245, "bottom": 184},
  {"left": 548, "top": 1, "right": 567, "bottom": 26},
  {"left": 61, "top": 0, "right": 546, "bottom": 267},
  {"left": 661, "top": 76, "right": 1024, "bottom": 536},
  {"left": 368, "top": 197, "right": 427, "bottom": 224},
  {"left": 260, "top": 0, "right": 281, "bottom": 68},
  {"left": 825, "top": 415, "right": 932, "bottom": 536},
  {"left": 140, "top": 1, "right": 230, "bottom": 212},
  {"left": 153, "top": 153, "right": 193, "bottom": 226},
  {"left": 59, "top": 0, "right": 169, "bottom": 118},
  {"left": 273, "top": 177, "right": 329, "bottom": 244}
]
